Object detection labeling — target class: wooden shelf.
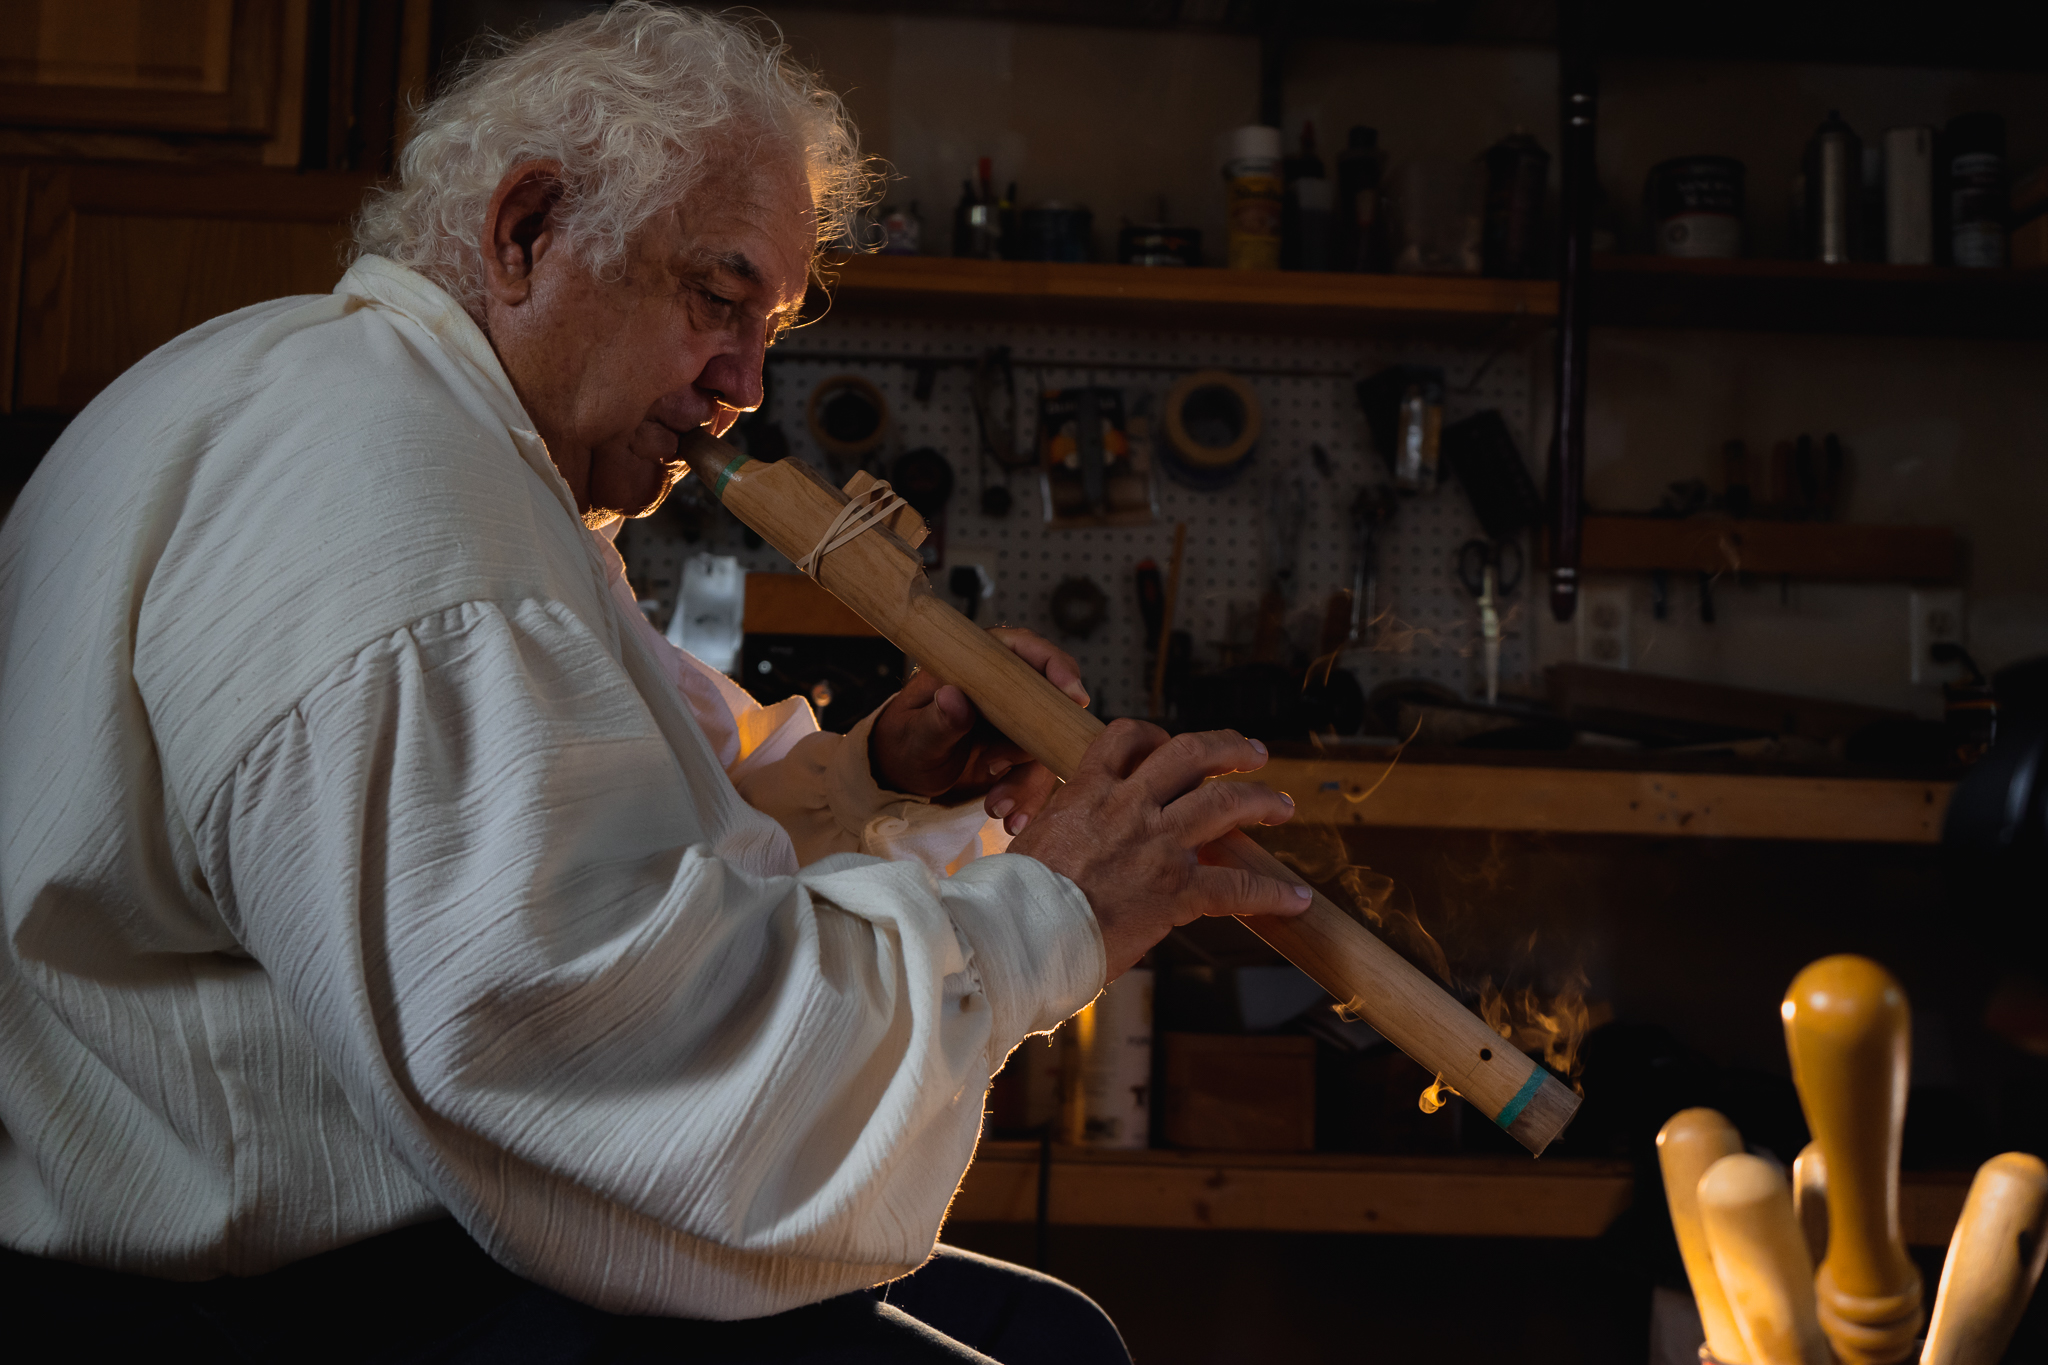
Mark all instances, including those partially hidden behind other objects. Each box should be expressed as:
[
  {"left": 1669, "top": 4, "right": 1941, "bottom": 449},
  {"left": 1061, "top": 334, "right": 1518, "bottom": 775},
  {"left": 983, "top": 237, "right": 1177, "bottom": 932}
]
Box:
[
  {"left": 811, "top": 255, "right": 2048, "bottom": 340},
  {"left": 953, "top": 1143, "right": 1970, "bottom": 1246},
  {"left": 811, "top": 254, "right": 1557, "bottom": 338},
  {"left": 1590, "top": 255, "right": 2048, "bottom": 339},
  {"left": 1231, "top": 758, "right": 1951, "bottom": 844},
  {"left": 1580, "top": 516, "right": 1961, "bottom": 584}
]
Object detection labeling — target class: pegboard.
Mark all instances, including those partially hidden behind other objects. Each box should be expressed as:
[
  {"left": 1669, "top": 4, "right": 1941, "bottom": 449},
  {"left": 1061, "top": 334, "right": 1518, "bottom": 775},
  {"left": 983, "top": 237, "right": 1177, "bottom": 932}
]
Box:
[{"left": 618, "top": 311, "right": 1539, "bottom": 731}]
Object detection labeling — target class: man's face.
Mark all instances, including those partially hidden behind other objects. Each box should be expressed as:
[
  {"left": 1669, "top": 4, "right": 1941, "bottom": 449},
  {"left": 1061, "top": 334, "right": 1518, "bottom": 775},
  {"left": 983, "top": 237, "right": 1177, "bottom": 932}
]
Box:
[{"left": 484, "top": 149, "right": 815, "bottom": 524}]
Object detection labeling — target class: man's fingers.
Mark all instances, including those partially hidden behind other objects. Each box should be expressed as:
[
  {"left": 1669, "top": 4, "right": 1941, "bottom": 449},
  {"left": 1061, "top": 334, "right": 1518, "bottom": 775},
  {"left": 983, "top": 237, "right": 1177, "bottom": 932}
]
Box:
[
  {"left": 1077, "top": 716, "right": 1171, "bottom": 782},
  {"left": 1161, "top": 778, "right": 1296, "bottom": 848},
  {"left": 1182, "top": 863, "right": 1314, "bottom": 920},
  {"left": 874, "top": 682, "right": 979, "bottom": 795},
  {"left": 891, "top": 666, "right": 945, "bottom": 711},
  {"left": 988, "top": 627, "right": 1089, "bottom": 707},
  {"left": 985, "top": 761, "right": 1058, "bottom": 832},
  {"left": 1130, "top": 729, "right": 1270, "bottom": 806}
]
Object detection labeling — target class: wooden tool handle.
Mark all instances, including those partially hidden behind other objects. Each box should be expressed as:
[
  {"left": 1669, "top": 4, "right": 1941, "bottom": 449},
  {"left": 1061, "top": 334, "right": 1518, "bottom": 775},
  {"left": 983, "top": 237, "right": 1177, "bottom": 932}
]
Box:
[
  {"left": 1792, "top": 1141, "right": 1829, "bottom": 1267},
  {"left": 1659, "top": 1109, "right": 1752, "bottom": 1364},
  {"left": 1782, "top": 954, "right": 1923, "bottom": 1364},
  {"left": 1922, "top": 1152, "right": 2048, "bottom": 1365},
  {"left": 682, "top": 432, "right": 1582, "bottom": 1154},
  {"left": 1699, "top": 1154, "right": 1834, "bottom": 1365}
]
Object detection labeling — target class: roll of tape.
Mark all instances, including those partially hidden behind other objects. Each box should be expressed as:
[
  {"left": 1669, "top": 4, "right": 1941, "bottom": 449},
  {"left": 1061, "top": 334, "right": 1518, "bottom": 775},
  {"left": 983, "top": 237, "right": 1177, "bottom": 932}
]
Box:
[
  {"left": 1163, "top": 369, "right": 1261, "bottom": 470},
  {"left": 808, "top": 374, "right": 890, "bottom": 462}
]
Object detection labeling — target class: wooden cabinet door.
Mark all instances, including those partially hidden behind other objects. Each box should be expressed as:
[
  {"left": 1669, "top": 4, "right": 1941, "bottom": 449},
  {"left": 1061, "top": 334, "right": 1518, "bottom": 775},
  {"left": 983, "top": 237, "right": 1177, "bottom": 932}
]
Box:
[
  {"left": 12, "top": 163, "right": 371, "bottom": 412},
  {"left": 0, "top": 0, "right": 302, "bottom": 139}
]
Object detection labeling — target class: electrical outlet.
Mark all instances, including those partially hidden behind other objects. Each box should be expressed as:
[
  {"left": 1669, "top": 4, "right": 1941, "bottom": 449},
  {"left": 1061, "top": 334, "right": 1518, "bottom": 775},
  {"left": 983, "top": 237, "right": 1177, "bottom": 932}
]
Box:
[
  {"left": 1577, "top": 585, "right": 1632, "bottom": 669},
  {"left": 1908, "top": 589, "right": 1966, "bottom": 685}
]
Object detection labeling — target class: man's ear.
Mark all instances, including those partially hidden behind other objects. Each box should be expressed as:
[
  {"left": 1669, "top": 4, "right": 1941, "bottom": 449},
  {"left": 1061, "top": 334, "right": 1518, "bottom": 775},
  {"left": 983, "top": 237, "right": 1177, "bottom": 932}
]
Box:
[{"left": 481, "top": 160, "right": 565, "bottom": 306}]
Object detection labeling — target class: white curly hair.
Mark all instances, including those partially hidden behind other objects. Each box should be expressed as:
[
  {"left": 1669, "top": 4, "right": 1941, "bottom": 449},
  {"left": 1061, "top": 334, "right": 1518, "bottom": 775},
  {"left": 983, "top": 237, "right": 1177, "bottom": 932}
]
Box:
[{"left": 352, "top": 2, "right": 872, "bottom": 313}]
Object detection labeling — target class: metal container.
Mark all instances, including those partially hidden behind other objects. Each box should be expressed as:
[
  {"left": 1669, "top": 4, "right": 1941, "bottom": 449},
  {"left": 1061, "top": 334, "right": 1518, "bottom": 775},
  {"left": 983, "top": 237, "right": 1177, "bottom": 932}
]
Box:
[
  {"left": 1883, "top": 127, "right": 1934, "bottom": 265},
  {"left": 1646, "top": 155, "right": 1745, "bottom": 258},
  {"left": 1804, "top": 110, "right": 1861, "bottom": 264}
]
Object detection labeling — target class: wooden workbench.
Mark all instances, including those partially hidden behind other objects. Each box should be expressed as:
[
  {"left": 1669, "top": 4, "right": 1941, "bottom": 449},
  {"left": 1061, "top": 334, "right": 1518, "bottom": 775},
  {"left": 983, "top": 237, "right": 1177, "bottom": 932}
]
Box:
[
  {"left": 1232, "top": 754, "right": 1952, "bottom": 844},
  {"left": 952, "top": 1143, "right": 1971, "bottom": 1247}
]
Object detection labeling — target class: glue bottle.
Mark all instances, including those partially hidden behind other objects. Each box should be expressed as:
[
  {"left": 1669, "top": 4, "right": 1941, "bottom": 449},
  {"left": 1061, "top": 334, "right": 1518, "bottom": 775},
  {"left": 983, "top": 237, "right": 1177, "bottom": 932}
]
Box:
[{"left": 1223, "top": 125, "right": 1284, "bottom": 270}]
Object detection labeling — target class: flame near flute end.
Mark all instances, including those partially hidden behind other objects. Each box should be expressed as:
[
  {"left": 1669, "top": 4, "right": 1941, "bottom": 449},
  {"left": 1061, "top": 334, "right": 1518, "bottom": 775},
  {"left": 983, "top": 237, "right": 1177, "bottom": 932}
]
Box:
[
  {"left": 1277, "top": 826, "right": 1596, "bottom": 1103},
  {"left": 1478, "top": 953, "right": 1594, "bottom": 1096}
]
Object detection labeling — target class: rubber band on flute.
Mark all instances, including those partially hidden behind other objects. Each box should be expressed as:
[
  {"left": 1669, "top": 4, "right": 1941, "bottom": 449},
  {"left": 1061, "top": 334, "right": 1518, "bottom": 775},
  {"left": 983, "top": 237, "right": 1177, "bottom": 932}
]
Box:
[{"left": 799, "top": 481, "right": 909, "bottom": 578}]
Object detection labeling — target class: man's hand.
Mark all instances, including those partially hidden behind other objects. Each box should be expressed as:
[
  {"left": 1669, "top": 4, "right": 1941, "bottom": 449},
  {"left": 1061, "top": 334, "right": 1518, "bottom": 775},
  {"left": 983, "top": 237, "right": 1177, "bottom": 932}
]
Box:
[
  {"left": 1009, "top": 721, "right": 1310, "bottom": 978},
  {"left": 868, "top": 627, "right": 1086, "bottom": 819}
]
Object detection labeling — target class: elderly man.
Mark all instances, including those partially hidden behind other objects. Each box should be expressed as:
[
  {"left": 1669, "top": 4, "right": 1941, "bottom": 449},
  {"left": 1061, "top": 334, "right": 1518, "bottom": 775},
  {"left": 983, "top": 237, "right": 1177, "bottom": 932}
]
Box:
[{"left": 0, "top": 5, "right": 1308, "bottom": 1361}]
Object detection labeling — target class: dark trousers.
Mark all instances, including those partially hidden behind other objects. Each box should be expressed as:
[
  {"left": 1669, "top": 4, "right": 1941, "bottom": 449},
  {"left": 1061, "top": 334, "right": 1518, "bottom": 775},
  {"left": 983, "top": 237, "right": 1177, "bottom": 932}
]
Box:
[{"left": 0, "top": 1219, "right": 1131, "bottom": 1364}]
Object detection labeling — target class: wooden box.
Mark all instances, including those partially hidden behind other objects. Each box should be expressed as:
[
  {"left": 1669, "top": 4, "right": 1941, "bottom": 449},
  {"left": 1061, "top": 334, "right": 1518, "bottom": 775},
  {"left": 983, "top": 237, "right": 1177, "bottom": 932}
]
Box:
[{"left": 1160, "top": 1033, "right": 1315, "bottom": 1152}]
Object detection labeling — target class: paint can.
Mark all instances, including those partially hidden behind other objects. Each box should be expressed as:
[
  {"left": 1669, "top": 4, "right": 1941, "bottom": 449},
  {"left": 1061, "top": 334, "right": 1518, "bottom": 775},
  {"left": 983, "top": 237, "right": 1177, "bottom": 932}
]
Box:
[{"left": 1646, "top": 155, "right": 1744, "bottom": 258}]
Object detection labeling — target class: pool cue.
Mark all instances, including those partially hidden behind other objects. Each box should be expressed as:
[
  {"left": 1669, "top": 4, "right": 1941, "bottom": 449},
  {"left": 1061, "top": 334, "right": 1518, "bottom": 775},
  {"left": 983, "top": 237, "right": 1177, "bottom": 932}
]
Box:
[
  {"left": 681, "top": 431, "right": 1582, "bottom": 1155},
  {"left": 1657, "top": 1109, "right": 1752, "bottom": 1364},
  {"left": 1699, "top": 1154, "right": 1833, "bottom": 1365},
  {"left": 1792, "top": 1141, "right": 1829, "bottom": 1265},
  {"left": 1921, "top": 1152, "right": 2048, "bottom": 1365},
  {"left": 1782, "top": 955, "right": 1923, "bottom": 1364}
]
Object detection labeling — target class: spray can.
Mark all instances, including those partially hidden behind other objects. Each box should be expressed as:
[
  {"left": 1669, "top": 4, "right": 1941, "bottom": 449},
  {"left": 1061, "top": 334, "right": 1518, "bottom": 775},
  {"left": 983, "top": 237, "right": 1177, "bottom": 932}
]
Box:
[
  {"left": 1223, "top": 125, "right": 1285, "bottom": 270},
  {"left": 1803, "top": 110, "right": 1861, "bottom": 264},
  {"left": 1947, "top": 111, "right": 2007, "bottom": 268},
  {"left": 1883, "top": 127, "right": 1934, "bottom": 265}
]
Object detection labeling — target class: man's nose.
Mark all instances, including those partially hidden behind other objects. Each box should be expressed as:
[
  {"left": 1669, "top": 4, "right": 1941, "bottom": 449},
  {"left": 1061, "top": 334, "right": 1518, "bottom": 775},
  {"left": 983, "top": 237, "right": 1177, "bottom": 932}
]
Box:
[{"left": 695, "top": 344, "right": 765, "bottom": 415}]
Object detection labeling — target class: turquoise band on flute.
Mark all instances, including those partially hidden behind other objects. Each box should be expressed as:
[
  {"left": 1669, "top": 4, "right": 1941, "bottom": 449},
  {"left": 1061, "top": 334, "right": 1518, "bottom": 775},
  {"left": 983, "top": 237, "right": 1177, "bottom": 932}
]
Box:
[
  {"left": 713, "top": 456, "right": 750, "bottom": 500},
  {"left": 1492, "top": 1066, "right": 1547, "bottom": 1132}
]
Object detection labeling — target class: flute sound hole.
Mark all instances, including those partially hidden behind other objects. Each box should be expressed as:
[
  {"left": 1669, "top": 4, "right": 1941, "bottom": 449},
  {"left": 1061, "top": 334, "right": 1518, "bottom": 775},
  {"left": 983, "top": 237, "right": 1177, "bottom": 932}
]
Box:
[{"left": 1479, "top": 1048, "right": 1492, "bottom": 1061}]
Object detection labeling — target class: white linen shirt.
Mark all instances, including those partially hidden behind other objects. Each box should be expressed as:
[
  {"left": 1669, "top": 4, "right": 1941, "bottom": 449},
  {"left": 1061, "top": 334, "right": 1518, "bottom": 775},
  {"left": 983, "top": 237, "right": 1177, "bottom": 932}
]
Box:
[{"left": 0, "top": 255, "right": 1104, "bottom": 1318}]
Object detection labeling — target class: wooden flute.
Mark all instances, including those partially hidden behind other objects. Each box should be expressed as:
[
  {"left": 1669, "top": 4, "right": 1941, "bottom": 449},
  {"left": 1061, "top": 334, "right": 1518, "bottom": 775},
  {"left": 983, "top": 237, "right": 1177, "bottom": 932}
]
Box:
[{"left": 680, "top": 429, "right": 1581, "bottom": 1155}]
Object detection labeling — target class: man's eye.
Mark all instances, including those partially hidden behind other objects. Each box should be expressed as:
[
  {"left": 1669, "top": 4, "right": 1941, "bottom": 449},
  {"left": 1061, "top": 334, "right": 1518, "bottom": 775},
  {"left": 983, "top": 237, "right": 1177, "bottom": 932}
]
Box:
[{"left": 699, "top": 289, "right": 736, "bottom": 310}]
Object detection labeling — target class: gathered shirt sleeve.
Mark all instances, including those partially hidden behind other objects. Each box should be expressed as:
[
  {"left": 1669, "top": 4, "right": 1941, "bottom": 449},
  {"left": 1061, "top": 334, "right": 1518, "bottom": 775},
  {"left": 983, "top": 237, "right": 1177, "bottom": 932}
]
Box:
[
  {"left": 191, "top": 594, "right": 1104, "bottom": 1317},
  {"left": 594, "top": 530, "right": 1005, "bottom": 876}
]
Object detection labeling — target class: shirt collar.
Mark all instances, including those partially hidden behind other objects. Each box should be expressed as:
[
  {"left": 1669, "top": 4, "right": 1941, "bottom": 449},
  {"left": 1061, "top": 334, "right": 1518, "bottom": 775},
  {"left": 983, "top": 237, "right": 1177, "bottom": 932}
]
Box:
[{"left": 334, "top": 254, "right": 585, "bottom": 525}]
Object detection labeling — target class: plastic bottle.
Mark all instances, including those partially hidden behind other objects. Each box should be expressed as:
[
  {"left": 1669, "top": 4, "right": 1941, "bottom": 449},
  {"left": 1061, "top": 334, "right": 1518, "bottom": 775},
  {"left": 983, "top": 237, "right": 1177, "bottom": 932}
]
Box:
[{"left": 1223, "top": 125, "right": 1284, "bottom": 270}]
